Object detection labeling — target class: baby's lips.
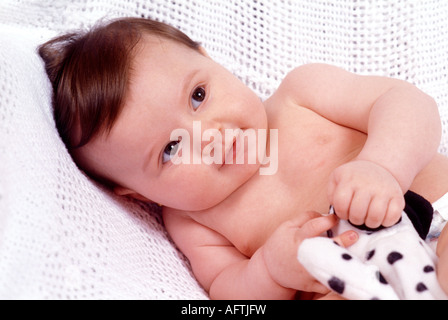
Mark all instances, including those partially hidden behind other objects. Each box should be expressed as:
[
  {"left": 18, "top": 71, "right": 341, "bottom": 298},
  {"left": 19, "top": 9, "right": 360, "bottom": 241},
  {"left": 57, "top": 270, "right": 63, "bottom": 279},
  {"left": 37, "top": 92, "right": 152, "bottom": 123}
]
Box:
[{"left": 223, "top": 137, "right": 236, "bottom": 165}]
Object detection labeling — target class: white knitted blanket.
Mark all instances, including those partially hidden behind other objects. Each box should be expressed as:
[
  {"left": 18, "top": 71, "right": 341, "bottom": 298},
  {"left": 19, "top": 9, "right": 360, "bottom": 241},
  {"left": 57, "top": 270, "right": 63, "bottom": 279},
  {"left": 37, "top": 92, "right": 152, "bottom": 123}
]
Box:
[{"left": 1, "top": 0, "right": 447, "bottom": 299}]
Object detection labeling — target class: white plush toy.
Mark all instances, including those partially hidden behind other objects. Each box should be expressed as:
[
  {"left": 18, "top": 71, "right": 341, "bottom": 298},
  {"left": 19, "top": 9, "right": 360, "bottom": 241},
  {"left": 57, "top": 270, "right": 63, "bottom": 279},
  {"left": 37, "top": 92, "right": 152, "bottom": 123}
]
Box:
[{"left": 298, "top": 191, "right": 448, "bottom": 300}]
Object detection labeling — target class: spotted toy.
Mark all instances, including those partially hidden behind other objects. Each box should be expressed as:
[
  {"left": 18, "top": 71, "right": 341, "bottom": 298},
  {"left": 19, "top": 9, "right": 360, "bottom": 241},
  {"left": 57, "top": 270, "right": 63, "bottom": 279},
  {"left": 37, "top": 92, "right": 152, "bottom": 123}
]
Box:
[{"left": 298, "top": 191, "right": 448, "bottom": 300}]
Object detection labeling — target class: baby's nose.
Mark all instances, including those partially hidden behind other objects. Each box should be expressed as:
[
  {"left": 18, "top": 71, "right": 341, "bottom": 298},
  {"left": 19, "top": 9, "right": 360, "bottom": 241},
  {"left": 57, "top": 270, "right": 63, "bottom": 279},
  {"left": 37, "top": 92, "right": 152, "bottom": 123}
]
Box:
[
  {"left": 200, "top": 122, "right": 225, "bottom": 152},
  {"left": 189, "top": 120, "right": 224, "bottom": 161},
  {"left": 199, "top": 117, "right": 223, "bottom": 133}
]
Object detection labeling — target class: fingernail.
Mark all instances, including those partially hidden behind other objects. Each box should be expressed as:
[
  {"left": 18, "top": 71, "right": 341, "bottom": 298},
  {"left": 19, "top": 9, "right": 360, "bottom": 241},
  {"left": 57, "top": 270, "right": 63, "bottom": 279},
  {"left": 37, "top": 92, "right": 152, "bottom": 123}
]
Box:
[{"left": 348, "top": 231, "right": 358, "bottom": 241}]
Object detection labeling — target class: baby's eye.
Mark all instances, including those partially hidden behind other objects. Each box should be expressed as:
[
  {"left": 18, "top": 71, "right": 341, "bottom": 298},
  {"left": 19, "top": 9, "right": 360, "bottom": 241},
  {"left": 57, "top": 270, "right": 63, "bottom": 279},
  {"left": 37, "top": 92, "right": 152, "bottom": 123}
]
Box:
[
  {"left": 162, "top": 140, "right": 180, "bottom": 163},
  {"left": 191, "top": 87, "right": 206, "bottom": 110}
]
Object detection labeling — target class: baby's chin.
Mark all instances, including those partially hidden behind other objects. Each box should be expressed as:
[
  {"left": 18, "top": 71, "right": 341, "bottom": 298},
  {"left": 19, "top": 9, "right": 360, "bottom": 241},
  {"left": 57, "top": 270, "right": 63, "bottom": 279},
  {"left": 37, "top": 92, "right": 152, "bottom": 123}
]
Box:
[
  {"left": 172, "top": 168, "right": 261, "bottom": 212},
  {"left": 173, "top": 189, "right": 240, "bottom": 212}
]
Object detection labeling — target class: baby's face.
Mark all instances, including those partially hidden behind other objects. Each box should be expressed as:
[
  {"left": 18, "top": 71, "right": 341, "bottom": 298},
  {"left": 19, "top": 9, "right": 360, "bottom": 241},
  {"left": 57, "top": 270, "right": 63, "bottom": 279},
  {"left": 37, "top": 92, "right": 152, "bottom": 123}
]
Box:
[{"left": 73, "top": 36, "right": 268, "bottom": 211}]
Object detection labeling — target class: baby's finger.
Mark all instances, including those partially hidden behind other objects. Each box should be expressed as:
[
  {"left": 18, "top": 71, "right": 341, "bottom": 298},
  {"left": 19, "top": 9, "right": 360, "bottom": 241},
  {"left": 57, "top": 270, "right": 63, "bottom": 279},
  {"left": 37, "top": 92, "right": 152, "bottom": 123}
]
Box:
[
  {"left": 286, "top": 211, "right": 323, "bottom": 228},
  {"left": 348, "top": 192, "right": 370, "bottom": 226},
  {"left": 332, "top": 185, "right": 354, "bottom": 221},
  {"left": 332, "top": 230, "right": 358, "bottom": 248},
  {"left": 300, "top": 215, "right": 338, "bottom": 238},
  {"left": 308, "top": 281, "right": 331, "bottom": 295},
  {"left": 382, "top": 197, "right": 405, "bottom": 227},
  {"left": 365, "top": 196, "right": 388, "bottom": 228}
]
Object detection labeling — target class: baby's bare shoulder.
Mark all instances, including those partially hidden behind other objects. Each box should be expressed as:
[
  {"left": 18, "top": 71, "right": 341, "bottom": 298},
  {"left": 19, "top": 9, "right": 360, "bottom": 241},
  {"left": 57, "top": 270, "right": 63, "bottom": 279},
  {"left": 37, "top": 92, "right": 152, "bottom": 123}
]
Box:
[
  {"left": 264, "top": 64, "right": 339, "bottom": 109},
  {"left": 162, "top": 207, "right": 233, "bottom": 248}
]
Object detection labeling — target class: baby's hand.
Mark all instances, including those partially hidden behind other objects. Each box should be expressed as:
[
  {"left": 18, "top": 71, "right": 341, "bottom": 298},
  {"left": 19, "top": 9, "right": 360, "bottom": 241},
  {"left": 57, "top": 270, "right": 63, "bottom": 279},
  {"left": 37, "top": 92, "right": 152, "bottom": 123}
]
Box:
[
  {"left": 261, "top": 212, "right": 358, "bottom": 294},
  {"left": 327, "top": 160, "right": 405, "bottom": 228}
]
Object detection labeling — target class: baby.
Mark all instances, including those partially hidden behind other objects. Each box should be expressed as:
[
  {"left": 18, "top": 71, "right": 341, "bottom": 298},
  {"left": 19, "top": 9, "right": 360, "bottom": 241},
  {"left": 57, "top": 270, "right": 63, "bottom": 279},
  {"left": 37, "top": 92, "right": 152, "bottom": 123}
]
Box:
[{"left": 39, "top": 17, "right": 448, "bottom": 299}]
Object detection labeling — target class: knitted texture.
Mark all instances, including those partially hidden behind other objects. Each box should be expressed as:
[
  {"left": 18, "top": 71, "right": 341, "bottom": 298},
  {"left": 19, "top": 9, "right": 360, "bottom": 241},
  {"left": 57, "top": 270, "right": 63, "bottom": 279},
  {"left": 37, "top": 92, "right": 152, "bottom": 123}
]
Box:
[{"left": 0, "top": 0, "right": 447, "bottom": 299}]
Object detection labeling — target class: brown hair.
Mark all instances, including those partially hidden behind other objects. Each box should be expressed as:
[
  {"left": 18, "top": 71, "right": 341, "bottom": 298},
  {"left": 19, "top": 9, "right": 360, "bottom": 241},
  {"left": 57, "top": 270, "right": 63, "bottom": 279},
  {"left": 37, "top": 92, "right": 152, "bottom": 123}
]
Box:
[{"left": 38, "top": 17, "right": 201, "bottom": 149}]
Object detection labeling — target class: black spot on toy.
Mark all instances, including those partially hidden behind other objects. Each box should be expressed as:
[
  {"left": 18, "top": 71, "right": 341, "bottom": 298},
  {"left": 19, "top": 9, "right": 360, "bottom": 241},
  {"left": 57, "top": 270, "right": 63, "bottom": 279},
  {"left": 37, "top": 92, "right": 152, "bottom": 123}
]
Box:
[
  {"left": 387, "top": 252, "right": 403, "bottom": 265},
  {"left": 328, "top": 276, "right": 345, "bottom": 294},
  {"left": 416, "top": 283, "right": 428, "bottom": 292}
]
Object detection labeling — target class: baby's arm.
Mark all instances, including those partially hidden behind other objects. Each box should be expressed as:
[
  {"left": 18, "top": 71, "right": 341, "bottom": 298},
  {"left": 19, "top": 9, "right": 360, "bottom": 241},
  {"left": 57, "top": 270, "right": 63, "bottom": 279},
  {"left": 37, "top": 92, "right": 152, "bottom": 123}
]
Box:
[
  {"left": 280, "top": 63, "right": 441, "bottom": 227},
  {"left": 163, "top": 209, "right": 356, "bottom": 299},
  {"left": 164, "top": 210, "right": 296, "bottom": 299}
]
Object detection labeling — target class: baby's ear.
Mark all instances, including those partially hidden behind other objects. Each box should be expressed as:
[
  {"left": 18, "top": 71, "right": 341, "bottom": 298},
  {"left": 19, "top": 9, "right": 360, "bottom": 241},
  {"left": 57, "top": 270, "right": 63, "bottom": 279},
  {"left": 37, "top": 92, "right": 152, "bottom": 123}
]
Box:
[{"left": 113, "top": 186, "right": 151, "bottom": 202}]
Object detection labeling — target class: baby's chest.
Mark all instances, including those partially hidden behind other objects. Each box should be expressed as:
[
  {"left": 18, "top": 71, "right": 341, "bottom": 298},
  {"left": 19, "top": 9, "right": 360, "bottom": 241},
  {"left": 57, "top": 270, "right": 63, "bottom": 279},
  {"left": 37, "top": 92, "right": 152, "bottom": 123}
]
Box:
[
  {"left": 205, "top": 175, "right": 329, "bottom": 256},
  {"left": 274, "top": 106, "right": 365, "bottom": 177}
]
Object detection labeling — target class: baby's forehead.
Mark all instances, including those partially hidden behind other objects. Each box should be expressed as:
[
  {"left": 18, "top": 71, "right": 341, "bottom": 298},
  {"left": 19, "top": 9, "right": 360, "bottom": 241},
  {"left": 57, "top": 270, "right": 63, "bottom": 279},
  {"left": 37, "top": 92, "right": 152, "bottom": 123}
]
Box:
[
  {"left": 133, "top": 34, "right": 197, "bottom": 64},
  {"left": 128, "top": 38, "right": 207, "bottom": 95}
]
